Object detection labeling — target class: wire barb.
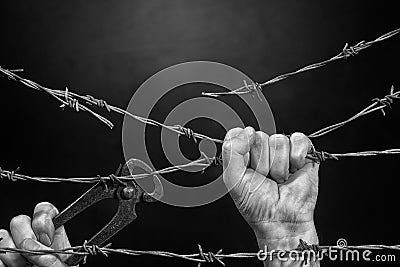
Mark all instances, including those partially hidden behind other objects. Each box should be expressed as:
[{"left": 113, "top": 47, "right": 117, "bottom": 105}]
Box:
[
  {"left": 306, "top": 147, "right": 339, "bottom": 163},
  {"left": 173, "top": 125, "right": 198, "bottom": 143},
  {"left": 371, "top": 85, "right": 399, "bottom": 116},
  {"left": 0, "top": 166, "right": 20, "bottom": 182},
  {"left": 197, "top": 245, "right": 225, "bottom": 266},
  {"left": 85, "top": 94, "right": 111, "bottom": 112},
  {"left": 81, "top": 240, "right": 110, "bottom": 264}
]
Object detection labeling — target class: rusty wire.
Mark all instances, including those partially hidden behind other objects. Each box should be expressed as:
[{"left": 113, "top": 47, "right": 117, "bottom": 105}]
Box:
[{"left": 202, "top": 27, "right": 400, "bottom": 97}]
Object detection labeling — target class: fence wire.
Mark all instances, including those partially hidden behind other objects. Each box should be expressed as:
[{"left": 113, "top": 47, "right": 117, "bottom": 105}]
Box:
[
  {"left": 0, "top": 27, "right": 400, "bottom": 266},
  {"left": 0, "top": 238, "right": 399, "bottom": 266},
  {"left": 202, "top": 27, "right": 400, "bottom": 98}
]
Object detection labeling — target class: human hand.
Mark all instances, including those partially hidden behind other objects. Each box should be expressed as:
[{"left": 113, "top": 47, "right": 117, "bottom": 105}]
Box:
[
  {"left": 222, "top": 127, "right": 319, "bottom": 256},
  {"left": 0, "top": 202, "right": 70, "bottom": 267}
]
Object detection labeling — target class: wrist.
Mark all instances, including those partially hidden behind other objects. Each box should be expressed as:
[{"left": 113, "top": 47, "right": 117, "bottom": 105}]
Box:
[
  {"left": 255, "top": 221, "right": 318, "bottom": 250},
  {"left": 255, "top": 221, "right": 320, "bottom": 267}
]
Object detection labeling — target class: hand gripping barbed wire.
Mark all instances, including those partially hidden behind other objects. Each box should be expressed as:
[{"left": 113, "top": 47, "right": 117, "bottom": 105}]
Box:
[
  {"left": 1, "top": 238, "right": 399, "bottom": 266},
  {"left": 202, "top": 27, "right": 400, "bottom": 98}
]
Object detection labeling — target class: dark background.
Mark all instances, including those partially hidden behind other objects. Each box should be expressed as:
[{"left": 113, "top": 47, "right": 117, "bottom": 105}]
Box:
[{"left": 1, "top": 1, "right": 399, "bottom": 266}]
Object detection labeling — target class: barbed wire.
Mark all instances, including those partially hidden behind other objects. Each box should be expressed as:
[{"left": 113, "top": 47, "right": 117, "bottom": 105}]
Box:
[
  {"left": 1, "top": 65, "right": 400, "bottom": 163},
  {"left": 309, "top": 85, "right": 400, "bottom": 138},
  {"left": 202, "top": 27, "right": 400, "bottom": 97},
  {"left": 0, "top": 29, "right": 399, "bottom": 145},
  {"left": 0, "top": 238, "right": 399, "bottom": 266},
  {"left": 0, "top": 67, "right": 223, "bottom": 144},
  {"left": 0, "top": 72, "right": 399, "bottom": 183},
  {"left": 1, "top": 148, "right": 400, "bottom": 183},
  {"left": 0, "top": 156, "right": 213, "bottom": 183},
  {"left": 0, "top": 28, "right": 400, "bottom": 266}
]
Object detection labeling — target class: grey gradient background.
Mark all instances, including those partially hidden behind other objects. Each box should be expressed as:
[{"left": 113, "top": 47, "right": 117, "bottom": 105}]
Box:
[{"left": 0, "top": 1, "right": 399, "bottom": 266}]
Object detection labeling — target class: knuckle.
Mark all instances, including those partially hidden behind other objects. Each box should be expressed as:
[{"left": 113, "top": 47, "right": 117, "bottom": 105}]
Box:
[
  {"left": 255, "top": 131, "right": 269, "bottom": 138},
  {"left": 225, "top": 127, "right": 243, "bottom": 140},
  {"left": 254, "top": 131, "right": 269, "bottom": 147},
  {"left": 10, "top": 214, "right": 30, "bottom": 229},
  {"left": 222, "top": 140, "right": 233, "bottom": 152},
  {"left": 0, "top": 229, "right": 10, "bottom": 238},
  {"left": 34, "top": 202, "right": 58, "bottom": 214},
  {"left": 271, "top": 133, "right": 288, "bottom": 141},
  {"left": 270, "top": 134, "right": 289, "bottom": 149},
  {"left": 42, "top": 254, "right": 59, "bottom": 266},
  {"left": 31, "top": 214, "right": 48, "bottom": 231},
  {"left": 291, "top": 132, "right": 307, "bottom": 140}
]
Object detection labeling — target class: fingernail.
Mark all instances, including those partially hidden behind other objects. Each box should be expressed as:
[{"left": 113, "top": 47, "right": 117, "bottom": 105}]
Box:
[
  {"left": 22, "top": 238, "right": 40, "bottom": 250},
  {"left": 39, "top": 233, "right": 51, "bottom": 246}
]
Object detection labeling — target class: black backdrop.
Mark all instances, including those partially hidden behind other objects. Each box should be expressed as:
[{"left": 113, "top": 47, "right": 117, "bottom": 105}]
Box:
[{"left": 0, "top": 1, "right": 399, "bottom": 266}]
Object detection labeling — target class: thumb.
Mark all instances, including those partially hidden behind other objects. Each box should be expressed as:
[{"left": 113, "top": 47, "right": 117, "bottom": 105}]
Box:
[
  {"left": 222, "top": 126, "right": 255, "bottom": 190},
  {"left": 20, "top": 238, "right": 67, "bottom": 267}
]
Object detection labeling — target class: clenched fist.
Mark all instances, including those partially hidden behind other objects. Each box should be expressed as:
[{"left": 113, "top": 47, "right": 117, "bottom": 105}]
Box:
[{"left": 222, "top": 127, "right": 319, "bottom": 266}]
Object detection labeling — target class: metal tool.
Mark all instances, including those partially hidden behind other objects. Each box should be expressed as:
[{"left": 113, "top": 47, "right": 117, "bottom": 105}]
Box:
[{"left": 52, "top": 158, "right": 163, "bottom": 266}]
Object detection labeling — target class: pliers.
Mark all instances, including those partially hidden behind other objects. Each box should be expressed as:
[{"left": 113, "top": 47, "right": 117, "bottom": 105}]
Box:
[{"left": 52, "top": 158, "right": 163, "bottom": 266}]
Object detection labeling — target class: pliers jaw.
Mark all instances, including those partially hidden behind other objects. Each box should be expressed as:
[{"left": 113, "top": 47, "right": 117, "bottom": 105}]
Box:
[{"left": 52, "top": 158, "right": 163, "bottom": 266}]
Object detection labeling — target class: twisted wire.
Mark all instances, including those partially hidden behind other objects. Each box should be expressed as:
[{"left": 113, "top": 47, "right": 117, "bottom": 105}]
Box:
[
  {"left": 0, "top": 66, "right": 223, "bottom": 144},
  {"left": 202, "top": 27, "right": 400, "bottom": 98},
  {"left": 0, "top": 68, "right": 114, "bottom": 128},
  {"left": 1, "top": 148, "right": 400, "bottom": 183},
  {"left": 0, "top": 240, "right": 399, "bottom": 265},
  {"left": 309, "top": 85, "right": 399, "bottom": 138}
]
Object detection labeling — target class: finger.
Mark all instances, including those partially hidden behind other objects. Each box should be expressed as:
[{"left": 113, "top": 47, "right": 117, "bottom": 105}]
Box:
[
  {"left": 0, "top": 229, "right": 27, "bottom": 267},
  {"left": 32, "top": 202, "right": 59, "bottom": 246},
  {"left": 223, "top": 127, "right": 243, "bottom": 142},
  {"left": 0, "top": 260, "right": 6, "bottom": 267},
  {"left": 32, "top": 202, "right": 70, "bottom": 261},
  {"left": 20, "top": 238, "right": 67, "bottom": 267},
  {"left": 250, "top": 131, "right": 270, "bottom": 176},
  {"left": 10, "top": 215, "right": 36, "bottom": 248},
  {"left": 289, "top": 132, "right": 311, "bottom": 172},
  {"left": 268, "top": 134, "right": 290, "bottom": 183},
  {"left": 222, "top": 126, "right": 255, "bottom": 190},
  {"left": 224, "top": 127, "right": 250, "bottom": 167}
]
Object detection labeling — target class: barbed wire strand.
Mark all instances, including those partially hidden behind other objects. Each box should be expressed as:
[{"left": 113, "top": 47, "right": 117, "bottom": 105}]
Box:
[
  {"left": 308, "top": 85, "right": 399, "bottom": 138},
  {"left": 0, "top": 66, "right": 223, "bottom": 144},
  {"left": 2, "top": 65, "right": 400, "bottom": 158},
  {"left": 202, "top": 27, "right": 400, "bottom": 97},
  {"left": 2, "top": 148, "right": 400, "bottom": 183},
  {"left": 1, "top": 29, "right": 399, "bottom": 144},
  {"left": 1, "top": 239, "right": 400, "bottom": 266}
]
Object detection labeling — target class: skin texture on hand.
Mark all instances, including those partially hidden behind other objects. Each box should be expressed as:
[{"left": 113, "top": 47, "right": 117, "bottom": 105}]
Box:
[
  {"left": 0, "top": 202, "right": 70, "bottom": 267},
  {"left": 222, "top": 127, "right": 320, "bottom": 267}
]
